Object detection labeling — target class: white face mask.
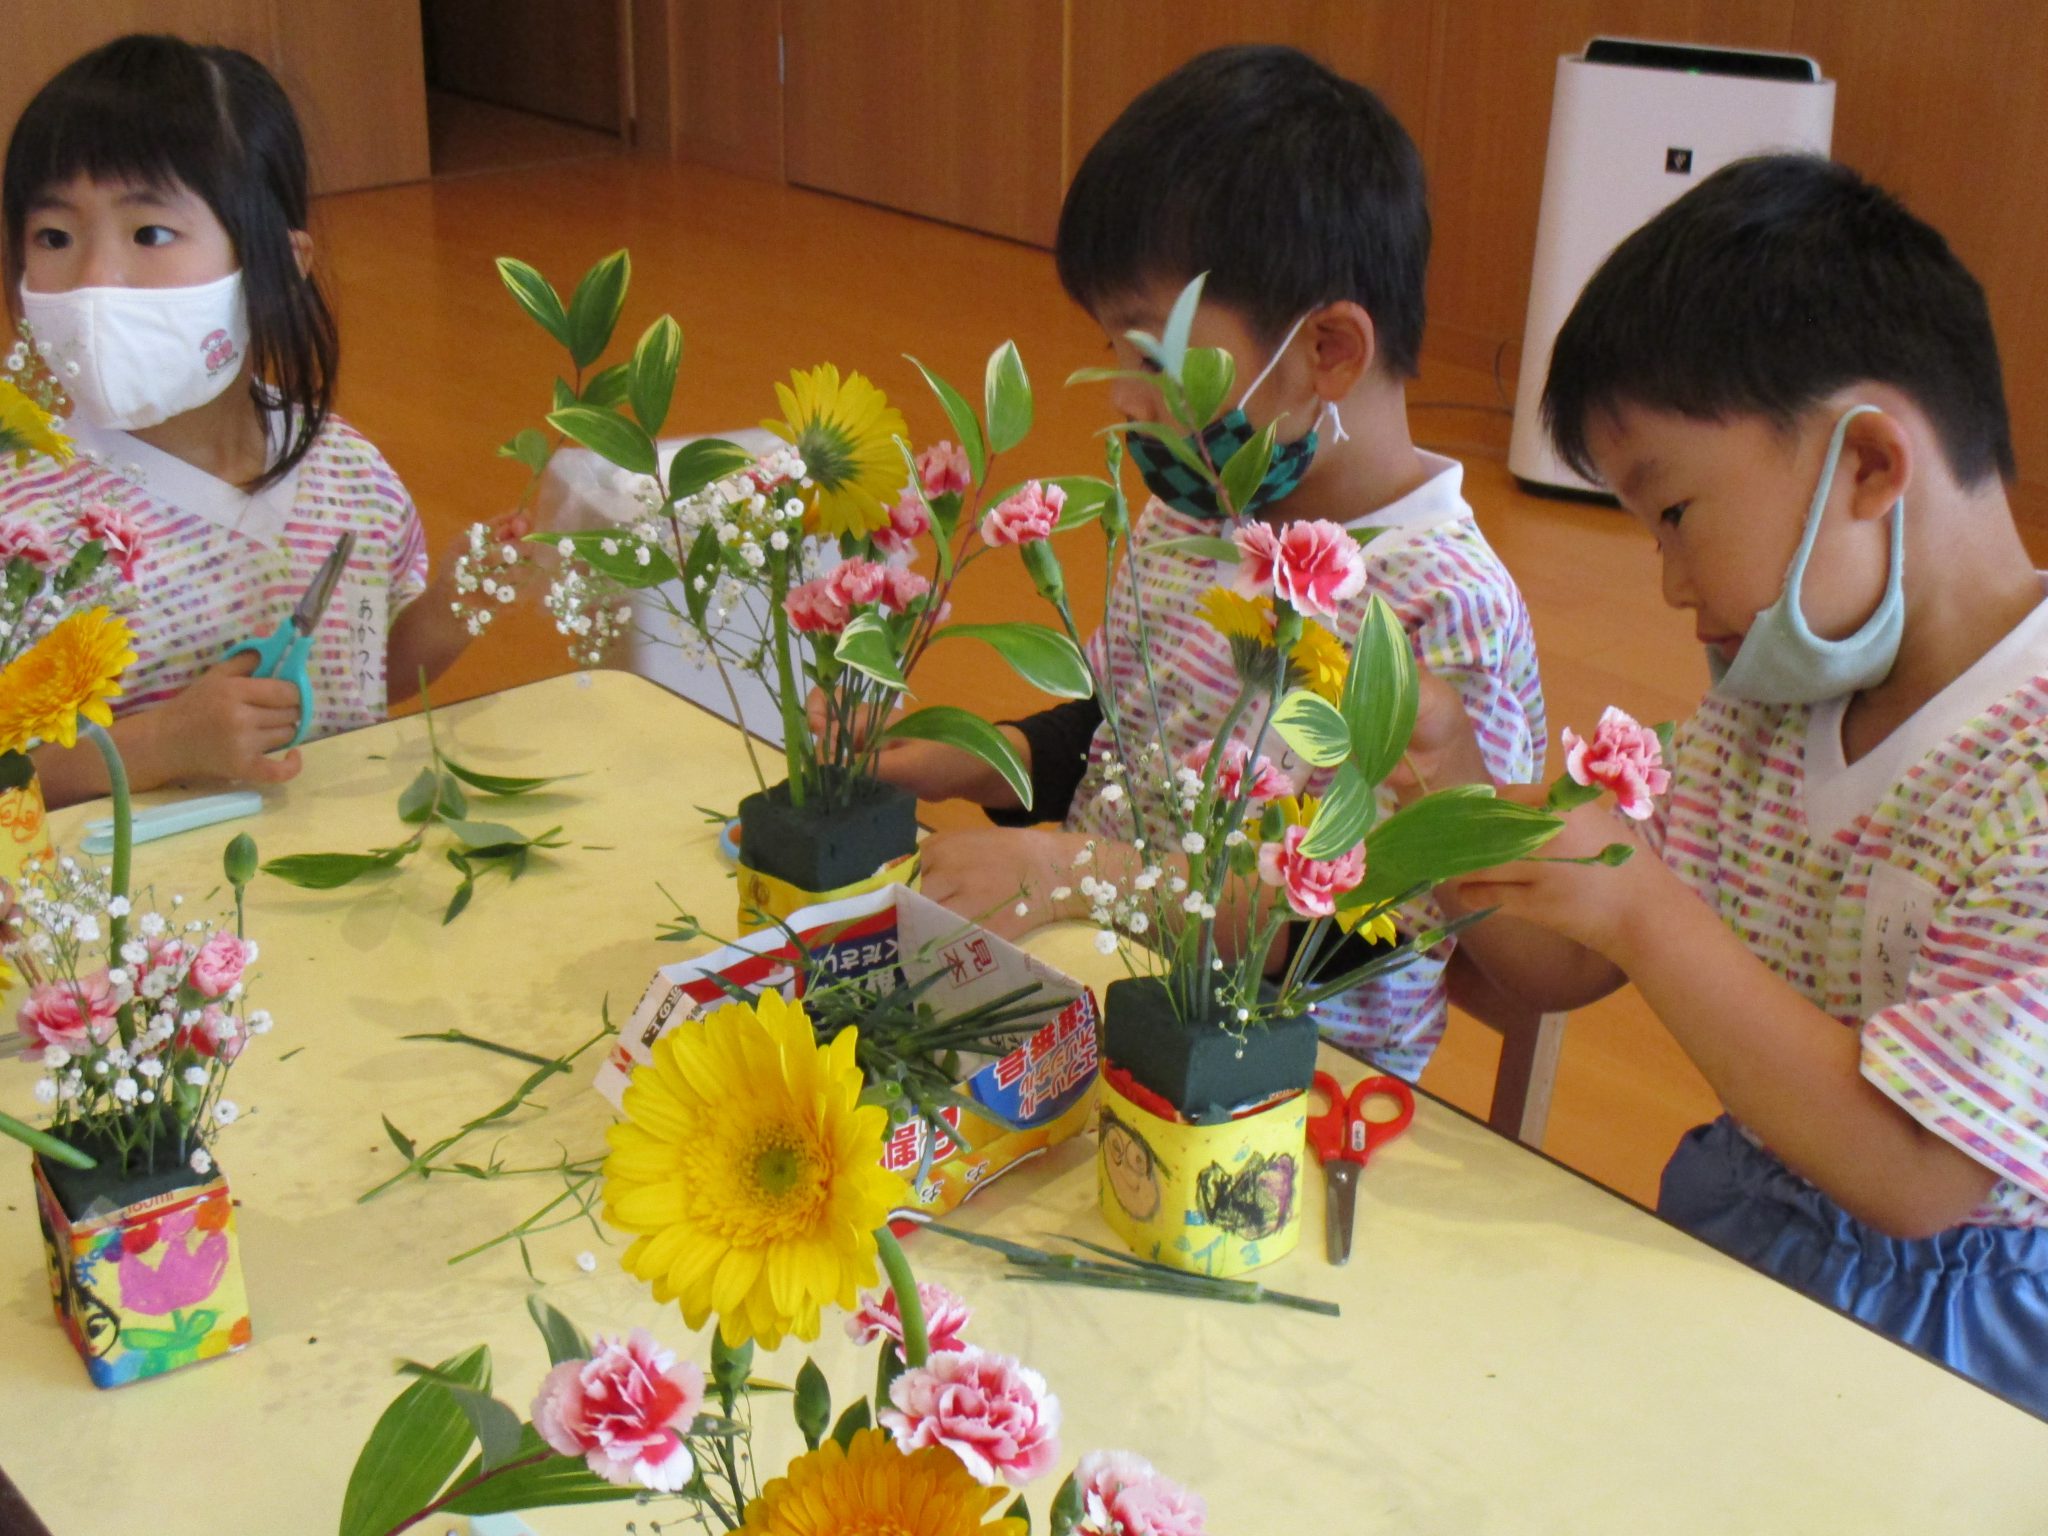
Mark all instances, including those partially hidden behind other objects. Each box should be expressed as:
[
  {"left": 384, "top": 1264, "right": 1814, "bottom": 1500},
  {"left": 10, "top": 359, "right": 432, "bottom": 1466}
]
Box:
[{"left": 19, "top": 271, "right": 249, "bottom": 430}]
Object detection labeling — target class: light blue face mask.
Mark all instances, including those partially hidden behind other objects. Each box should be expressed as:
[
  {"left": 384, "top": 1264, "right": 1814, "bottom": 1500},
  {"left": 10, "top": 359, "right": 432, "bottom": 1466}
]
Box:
[{"left": 1709, "top": 404, "right": 1905, "bottom": 705}]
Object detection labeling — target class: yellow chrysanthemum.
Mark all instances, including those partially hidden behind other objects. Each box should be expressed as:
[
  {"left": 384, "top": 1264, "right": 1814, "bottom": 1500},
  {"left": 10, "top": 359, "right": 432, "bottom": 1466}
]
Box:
[
  {"left": 1197, "top": 586, "right": 1274, "bottom": 644},
  {"left": 1289, "top": 621, "right": 1348, "bottom": 705},
  {"left": 0, "top": 379, "right": 71, "bottom": 469},
  {"left": 602, "top": 989, "right": 909, "bottom": 1349},
  {"left": 739, "top": 1430, "right": 1026, "bottom": 1536},
  {"left": 0, "top": 608, "right": 134, "bottom": 754},
  {"left": 765, "top": 364, "right": 909, "bottom": 539}
]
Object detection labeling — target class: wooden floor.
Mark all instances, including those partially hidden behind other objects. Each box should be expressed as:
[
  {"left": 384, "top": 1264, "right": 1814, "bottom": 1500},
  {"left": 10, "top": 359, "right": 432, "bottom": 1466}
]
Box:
[{"left": 317, "top": 150, "right": 1722, "bottom": 1206}]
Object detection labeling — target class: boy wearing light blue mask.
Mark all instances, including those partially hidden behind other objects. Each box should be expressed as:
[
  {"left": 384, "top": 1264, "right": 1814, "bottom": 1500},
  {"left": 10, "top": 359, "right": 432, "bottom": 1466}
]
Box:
[
  {"left": 871, "top": 46, "right": 1546, "bottom": 1082},
  {"left": 1415, "top": 155, "right": 2048, "bottom": 1412}
]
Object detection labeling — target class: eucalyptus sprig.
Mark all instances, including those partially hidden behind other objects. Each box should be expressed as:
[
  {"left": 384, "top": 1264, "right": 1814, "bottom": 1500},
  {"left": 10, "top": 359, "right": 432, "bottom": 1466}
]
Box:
[{"left": 263, "top": 682, "right": 580, "bottom": 923}]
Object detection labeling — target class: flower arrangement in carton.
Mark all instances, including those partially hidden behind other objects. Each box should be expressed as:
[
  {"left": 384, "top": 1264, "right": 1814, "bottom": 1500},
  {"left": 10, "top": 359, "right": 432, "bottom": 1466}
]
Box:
[
  {"left": 339, "top": 991, "right": 1210, "bottom": 1536},
  {"left": 984, "top": 276, "right": 1658, "bottom": 1274},
  {"left": 454, "top": 251, "right": 1095, "bottom": 928}
]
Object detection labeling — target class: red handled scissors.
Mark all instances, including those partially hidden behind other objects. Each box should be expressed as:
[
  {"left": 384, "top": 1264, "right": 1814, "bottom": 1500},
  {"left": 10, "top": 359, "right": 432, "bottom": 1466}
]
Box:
[{"left": 1307, "top": 1069, "right": 1414, "bottom": 1265}]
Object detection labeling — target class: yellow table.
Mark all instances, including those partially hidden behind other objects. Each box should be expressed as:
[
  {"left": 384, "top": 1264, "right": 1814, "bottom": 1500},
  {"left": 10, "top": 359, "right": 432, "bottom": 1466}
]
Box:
[{"left": 2, "top": 672, "right": 2043, "bottom": 1533}]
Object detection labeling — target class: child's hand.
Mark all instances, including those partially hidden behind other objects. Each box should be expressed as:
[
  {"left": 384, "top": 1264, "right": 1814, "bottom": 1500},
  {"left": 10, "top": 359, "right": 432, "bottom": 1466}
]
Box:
[
  {"left": 1448, "top": 785, "right": 1675, "bottom": 961},
  {"left": 148, "top": 652, "right": 306, "bottom": 786},
  {"left": 807, "top": 686, "right": 1026, "bottom": 806},
  {"left": 919, "top": 827, "right": 1080, "bottom": 939},
  {"left": 1388, "top": 663, "right": 1494, "bottom": 800}
]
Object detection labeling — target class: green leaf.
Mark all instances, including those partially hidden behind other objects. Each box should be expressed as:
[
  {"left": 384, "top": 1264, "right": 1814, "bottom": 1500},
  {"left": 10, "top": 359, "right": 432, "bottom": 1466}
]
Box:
[
  {"left": 628, "top": 314, "right": 683, "bottom": 436},
  {"left": 983, "top": 340, "right": 1033, "bottom": 456},
  {"left": 539, "top": 528, "right": 678, "bottom": 588},
  {"left": 933, "top": 622, "right": 1091, "bottom": 699},
  {"left": 833, "top": 610, "right": 910, "bottom": 692},
  {"left": 1049, "top": 1472, "right": 1085, "bottom": 1536},
  {"left": 380, "top": 1114, "right": 417, "bottom": 1162},
  {"left": 580, "top": 363, "right": 631, "bottom": 411},
  {"left": 1156, "top": 272, "right": 1207, "bottom": 379},
  {"left": 1007, "top": 1494, "right": 1033, "bottom": 1532},
  {"left": 1343, "top": 595, "right": 1418, "bottom": 786},
  {"left": 905, "top": 355, "right": 987, "bottom": 487},
  {"left": 441, "top": 759, "right": 582, "bottom": 798},
  {"left": 337, "top": 1344, "right": 491, "bottom": 1536},
  {"left": 443, "top": 819, "right": 529, "bottom": 852},
  {"left": 262, "top": 838, "right": 418, "bottom": 890},
  {"left": 1064, "top": 365, "right": 1161, "bottom": 389},
  {"left": 1182, "top": 345, "right": 1237, "bottom": 427},
  {"left": 396, "top": 1361, "right": 524, "bottom": 1473},
  {"left": 1219, "top": 421, "right": 1278, "bottom": 519},
  {"left": 668, "top": 437, "right": 758, "bottom": 502},
  {"left": 398, "top": 766, "right": 439, "bottom": 824},
  {"left": 1544, "top": 775, "right": 1603, "bottom": 813},
  {"left": 794, "top": 1358, "right": 831, "bottom": 1451},
  {"left": 1112, "top": 418, "right": 1211, "bottom": 482},
  {"left": 497, "top": 427, "right": 552, "bottom": 475},
  {"left": 546, "top": 406, "right": 657, "bottom": 480},
  {"left": 829, "top": 1399, "right": 872, "bottom": 1451},
  {"left": 883, "top": 706, "right": 1031, "bottom": 811},
  {"left": 1299, "top": 761, "right": 1375, "bottom": 860},
  {"left": 1051, "top": 475, "right": 1117, "bottom": 531},
  {"left": 1145, "top": 534, "right": 1241, "bottom": 563},
  {"left": 1270, "top": 689, "right": 1351, "bottom": 768},
  {"left": 682, "top": 525, "right": 720, "bottom": 627},
  {"left": 496, "top": 257, "right": 570, "bottom": 348},
  {"left": 444, "top": 850, "right": 477, "bottom": 925},
  {"left": 443, "top": 1424, "right": 639, "bottom": 1517},
  {"left": 526, "top": 1294, "right": 591, "bottom": 1368},
  {"left": 1340, "top": 788, "right": 1564, "bottom": 907},
  {"left": 565, "top": 248, "right": 630, "bottom": 369},
  {"left": 551, "top": 377, "right": 577, "bottom": 414}
]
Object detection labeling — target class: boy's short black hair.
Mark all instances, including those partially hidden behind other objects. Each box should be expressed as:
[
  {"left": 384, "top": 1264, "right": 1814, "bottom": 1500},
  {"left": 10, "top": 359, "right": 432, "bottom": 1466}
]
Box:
[
  {"left": 1543, "top": 154, "right": 2014, "bottom": 489},
  {"left": 1056, "top": 45, "right": 1429, "bottom": 377},
  {"left": 4, "top": 33, "right": 338, "bottom": 489}
]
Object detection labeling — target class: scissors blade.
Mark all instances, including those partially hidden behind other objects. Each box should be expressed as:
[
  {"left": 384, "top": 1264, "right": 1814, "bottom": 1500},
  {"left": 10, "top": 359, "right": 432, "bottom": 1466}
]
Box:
[
  {"left": 291, "top": 532, "right": 357, "bottom": 635},
  {"left": 1323, "top": 1161, "right": 1360, "bottom": 1266}
]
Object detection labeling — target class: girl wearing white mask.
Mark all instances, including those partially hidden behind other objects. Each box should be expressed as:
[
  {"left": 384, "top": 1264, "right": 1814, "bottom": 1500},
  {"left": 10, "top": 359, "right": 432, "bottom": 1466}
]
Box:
[{"left": 0, "top": 33, "right": 524, "bottom": 806}]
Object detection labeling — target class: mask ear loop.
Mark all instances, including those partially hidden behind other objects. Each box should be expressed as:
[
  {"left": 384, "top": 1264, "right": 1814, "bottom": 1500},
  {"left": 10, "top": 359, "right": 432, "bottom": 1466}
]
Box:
[{"left": 1235, "top": 312, "right": 1312, "bottom": 410}]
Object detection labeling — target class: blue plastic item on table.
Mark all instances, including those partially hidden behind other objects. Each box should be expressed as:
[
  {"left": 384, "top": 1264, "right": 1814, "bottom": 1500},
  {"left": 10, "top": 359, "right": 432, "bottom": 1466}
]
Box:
[{"left": 81, "top": 790, "right": 265, "bottom": 856}]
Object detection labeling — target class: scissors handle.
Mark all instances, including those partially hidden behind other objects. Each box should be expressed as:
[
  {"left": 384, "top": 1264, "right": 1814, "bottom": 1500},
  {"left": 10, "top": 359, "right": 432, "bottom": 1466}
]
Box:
[
  {"left": 222, "top": 625, "right": 318, "bottom": 748},
  {"left": 1306, "top": 1069, "right": 1414, "bottom": 1164}
]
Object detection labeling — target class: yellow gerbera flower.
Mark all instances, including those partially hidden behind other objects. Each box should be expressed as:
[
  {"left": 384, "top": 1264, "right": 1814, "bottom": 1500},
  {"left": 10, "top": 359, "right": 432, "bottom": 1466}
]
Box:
[
  {"left": 1197, "top": 586, "right": 1273, "bottom": 644},
  {"left": 602, "top": 989, "right": 908, "bottom": 1349},
  {"left": 0, "top": 379, "right": 72, "bottom": 469},
  {"left": 1337, "top": 907, "right": 1400, "bottom": 946},
  {"left": 1289, "top": 620, "right": 1348, "bottom": 705},
  {"left": 0, "top": 608, "right": 134, "bottom": 754},
  {"left": 764, "top": 364, "right": 909, "bottom": 539},
  {"left": 738, "top": 1430, "right": 1025, "bottom": 1536}
]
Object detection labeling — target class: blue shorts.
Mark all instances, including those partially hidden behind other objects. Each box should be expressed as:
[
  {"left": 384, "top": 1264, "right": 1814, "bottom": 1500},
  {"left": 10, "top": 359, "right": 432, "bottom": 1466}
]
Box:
[{"left": 1659, "top": 1116, "right": 2048, "bottom": 1419}]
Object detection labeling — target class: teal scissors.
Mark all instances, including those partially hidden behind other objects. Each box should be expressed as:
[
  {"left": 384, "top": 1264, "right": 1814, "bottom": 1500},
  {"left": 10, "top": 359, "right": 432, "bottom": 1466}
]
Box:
[{"left": 222, "top": 531, "right": 356, "bottom": 749}]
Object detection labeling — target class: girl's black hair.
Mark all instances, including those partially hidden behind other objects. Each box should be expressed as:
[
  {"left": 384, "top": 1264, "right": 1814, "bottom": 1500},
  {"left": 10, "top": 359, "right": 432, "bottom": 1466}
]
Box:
[
  {"left": 1543, "top": 154, "right": 2014, "bottom": 489},
  {"left": 4, "top": 33, "right": 338, "bottom": 489},
  {"left": 1056, "top": 45, "right": 1430, "bottom": 376}
]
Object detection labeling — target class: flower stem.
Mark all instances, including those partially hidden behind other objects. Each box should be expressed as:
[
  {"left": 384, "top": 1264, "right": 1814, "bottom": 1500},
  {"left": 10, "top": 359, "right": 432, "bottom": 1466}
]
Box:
[
  {"left": 81, "top": 720, "right": 134, "bottom": 1048},
  {"left": 872, "top": 1225, "right": 928, "bottom": 1368},
  {"left": 373, "top": 1448, "right": 551, "bottom": 1536}
]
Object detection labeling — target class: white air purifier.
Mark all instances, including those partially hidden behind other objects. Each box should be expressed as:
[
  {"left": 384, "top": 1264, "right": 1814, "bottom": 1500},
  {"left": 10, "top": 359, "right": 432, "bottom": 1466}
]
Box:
[{"left": 1508, "top": 37, "right": 1836, "bottom": 494}]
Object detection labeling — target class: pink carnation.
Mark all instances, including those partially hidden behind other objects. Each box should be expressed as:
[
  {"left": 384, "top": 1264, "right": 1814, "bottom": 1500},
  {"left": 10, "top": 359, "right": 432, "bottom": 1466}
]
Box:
[
  {"left": 17, "top": 972, "right": 119, "bottom": 1059},
  {"left": 1185, "top": 740, "right": 1290, "bottom": 805},
  {"left": 0, "top": 520, "right": 60, "bottom": 569},
  {"left": 532, "top": 1330, "right": 705, "bottom": 1493},
  {"left": 1233, "top": 519, "right": 1365, "bottom": 621},
  {"left": 846, "top": 1281, "right": 972, "bottom": 1355},
  {"left": 785, "top": 578, "right": 851, "bottom": 635},
  {"left": 174, "top": 1005, "right": 243, "bottom": 1062},
  {"left": 186, "top": 931, "right": 251, "bottom": 1000},
  {"left": 880, "top": 1345, "right": 1061, "bottom": 1488},
  {"left": 828, "top": 559, "right": 892, "bottom": 608},
  {"left": 1562, "top": 706, "right": 1670, "bottom": 821},
  {"left": 1257, "top": 823, "right": 1366, "bottom": 919},
  {"left": 980, "top": 481, "right": 1065, "bottom": 546},
  {"left": 916, "top": 441, "right": 972, "bottom": 497},
  {"left": 883, "top": 567, "right": 930, "bottom": 609},
  {"left": 1074, "top": 1450, "right": 1209, "bottom": 1536},
  {"left": 873, "top": 490, "right": 932, "bottom": 560},
  {"left": 78, "top": 503, "right": 145, "bottom": 582}
]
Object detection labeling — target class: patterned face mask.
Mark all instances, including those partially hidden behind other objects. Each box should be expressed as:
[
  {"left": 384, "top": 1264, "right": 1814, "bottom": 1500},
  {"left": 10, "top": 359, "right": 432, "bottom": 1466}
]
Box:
[{"left": 1125, "top": 311, "right": 1344, "bottom": 521}]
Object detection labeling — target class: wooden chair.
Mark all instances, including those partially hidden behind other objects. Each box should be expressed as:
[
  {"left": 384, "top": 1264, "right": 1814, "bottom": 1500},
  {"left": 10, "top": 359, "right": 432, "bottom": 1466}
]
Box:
[{"left": 1448, "top": 957, "right": 1568, "bottom": 1148}]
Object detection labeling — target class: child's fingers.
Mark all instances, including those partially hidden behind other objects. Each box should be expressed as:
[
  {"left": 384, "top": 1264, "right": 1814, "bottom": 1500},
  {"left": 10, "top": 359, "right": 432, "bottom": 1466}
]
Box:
[
  {"left": 210, "top": 651, "right": 263, "bottom": 680},
  {"left": 235, "top": 678, "right": 304, "bottom": 712},
  {"left": 240, "top": 747, "right": 303, "bottom": 784}
]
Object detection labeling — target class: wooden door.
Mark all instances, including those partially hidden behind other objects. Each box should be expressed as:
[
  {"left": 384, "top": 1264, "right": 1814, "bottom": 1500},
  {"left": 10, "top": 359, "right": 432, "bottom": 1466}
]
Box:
[{"left": 782, "top": 0, "right": 1065, "bottom": 247}]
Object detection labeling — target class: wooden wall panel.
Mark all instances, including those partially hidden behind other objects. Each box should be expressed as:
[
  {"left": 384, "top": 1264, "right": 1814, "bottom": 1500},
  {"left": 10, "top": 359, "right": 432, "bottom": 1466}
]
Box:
[
  {"left": 671, "top": 0, "right": 784, "bottom": 178},
  {"left": 1064, "top": 1, "right": 1437, "bottom": 187},
  {"left": 423, "top": 0, "right": 624, "bottom": 133},
  {"left": 274, "top": 0, "right": 429, "bottom": 193},
  {"left": 783, "top": 0, "right": 1064, "bottom": 247}
]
